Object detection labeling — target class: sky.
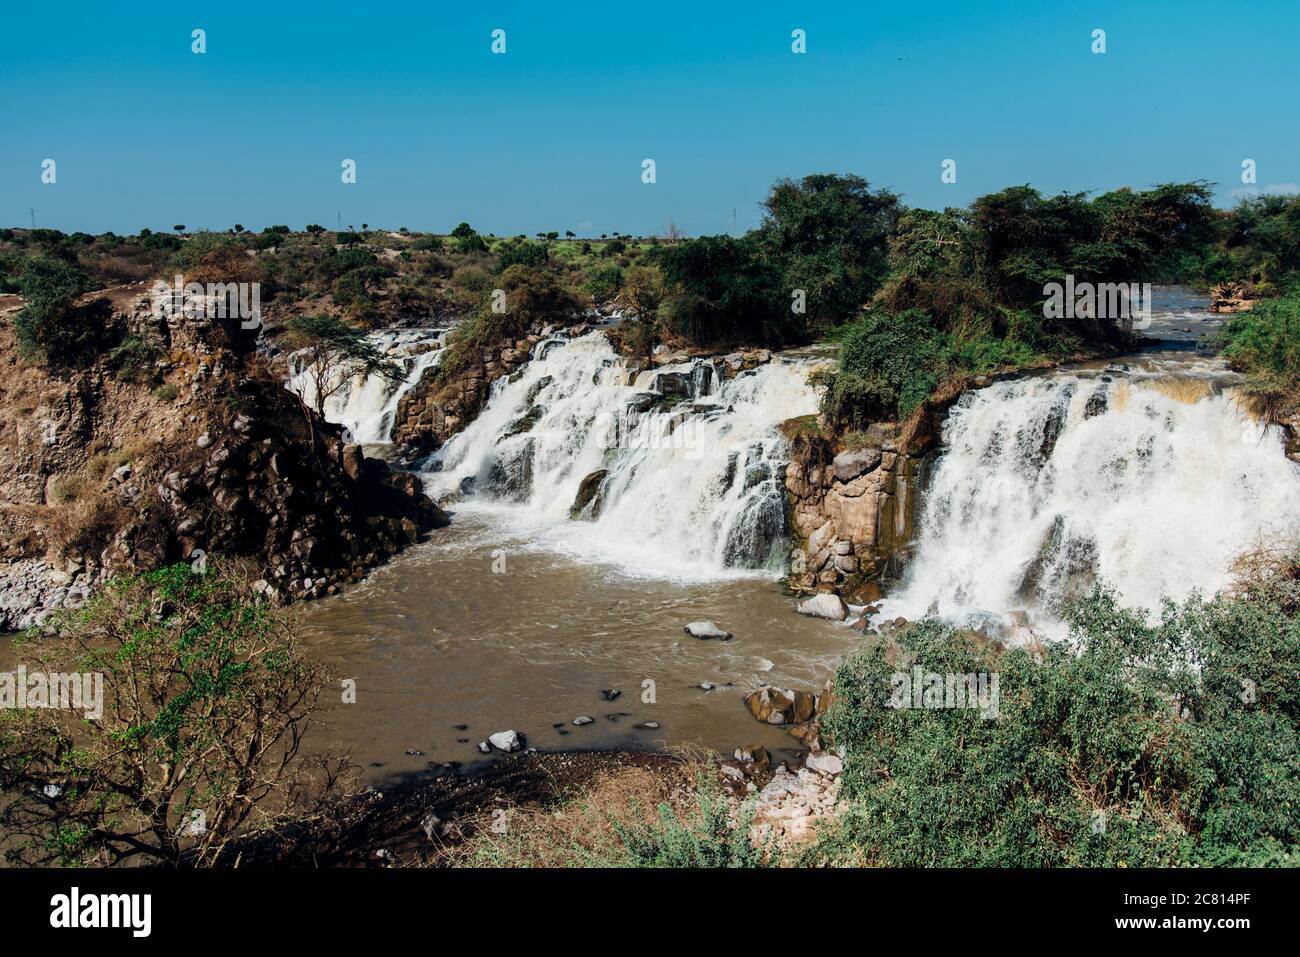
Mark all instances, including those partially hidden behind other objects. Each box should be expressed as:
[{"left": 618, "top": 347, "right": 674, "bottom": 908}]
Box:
[{"left": 2, "top": 0, "right": 1298, "bottom": 237}]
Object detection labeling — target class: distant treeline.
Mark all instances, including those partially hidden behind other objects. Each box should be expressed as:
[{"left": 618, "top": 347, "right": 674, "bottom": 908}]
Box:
[{"left": 5, "top": 178, "right": 1300, "bottom": 423}]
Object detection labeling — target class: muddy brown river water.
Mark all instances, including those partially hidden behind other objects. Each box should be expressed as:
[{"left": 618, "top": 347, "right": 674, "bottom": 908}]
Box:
[{"left": 299, "top": 507, "right": 855, "bottom": 784}]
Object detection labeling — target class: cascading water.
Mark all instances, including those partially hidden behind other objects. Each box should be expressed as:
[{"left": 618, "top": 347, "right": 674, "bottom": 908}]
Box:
[
  {"left": 425, "top": 332, "right": 824, "bottom": 581},
  {"left": 883, "top": 360, "right": 1300, "bottom": 636},
  {"left": 286, "top": 328, "right": 446, "bottom": 444}
]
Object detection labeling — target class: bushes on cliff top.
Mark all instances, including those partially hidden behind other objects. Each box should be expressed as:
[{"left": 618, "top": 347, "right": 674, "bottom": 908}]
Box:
[
  {"left": 811, "top": 558, "right": 1300, "bottom": 867},
  {"left": 12, "top": 256, "right": 119, "bottom": 367},
  {"left": 756, "top": 173, "right": 903, "bottom": 331},
  {"left": 654, "top": 235, "right": 801, "bottom": 348},
  {"left": 435, "top": 265, "right": 581, "bottom": 381},
  {"left": 1219, "top": 289, "right": 1300, "bottom": 421}
]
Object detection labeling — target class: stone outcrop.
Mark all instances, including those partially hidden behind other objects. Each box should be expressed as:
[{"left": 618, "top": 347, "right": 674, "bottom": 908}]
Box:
[
  {"left": 0, "top": 284, "right": 447, "bottom": 627},
  {"left": 784, "top": 422, "right": 924, "bottom": 598}
]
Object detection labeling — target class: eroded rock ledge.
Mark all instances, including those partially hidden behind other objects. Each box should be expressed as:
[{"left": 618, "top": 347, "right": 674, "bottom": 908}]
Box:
[{"left": 0, "top": 288, "right": 446, "bottom": 630}]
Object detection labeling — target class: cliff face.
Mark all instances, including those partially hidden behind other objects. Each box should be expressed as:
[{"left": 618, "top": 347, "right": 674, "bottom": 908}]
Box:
[
  {"left": 784, "top": 426, "right": 923, "bottom": 600},
  {"left": 0, "top": 288, "right": 446, "bottom": 630},
  {"left": 782, "top": 383, "right": 960, "bottom": 601}
]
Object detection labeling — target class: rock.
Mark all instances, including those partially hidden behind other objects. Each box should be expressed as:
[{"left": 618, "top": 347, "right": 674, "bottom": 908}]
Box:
[
  {"left": 342, "top": 444, "right": 364, "bottom": 481},
  {"left": 734, "top": 745, "right": 770, "bottom": 768},
  {"left": 805, "top": 751, "right": 843, "bottom": 776},
  {"left": 831, "top": 447, "right": 883, "bottom": 483},
  {"left": 698, "top": 681, "right": 716, "bottom": 691},
  {"left": 421, "top": 811, "right": 446, "bottom": 841},
  {"left": 487, "top": 730, "right": 522, "bottom": 752},
  {"left": 600, "top": 689, "right": 622, "bottom": 701},
  {"left": 684, "top": 620, "right": 733, "bottom": 640},
  {"left": 797, "top": 593, "right": 847, "bottom": 621},
  {"left": 744, "top": 686, "right": 816, "bottom": 725},
  {"left": 634, "top": 721, "right": 660, "bottom": 730},
  {"left": 570, "top": 469, "right": 609, "bottom": 519},
  {"left": 572, "top": 715, "right": 594, "bottom": 726},
  {"left": 477, "top": 741, "right": 491, "bottom": 754}
]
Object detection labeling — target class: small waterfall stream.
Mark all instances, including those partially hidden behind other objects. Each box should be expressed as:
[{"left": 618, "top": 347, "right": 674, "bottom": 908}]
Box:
[{"left": 286, "top": 328, "right": 447, "bottom": 444}]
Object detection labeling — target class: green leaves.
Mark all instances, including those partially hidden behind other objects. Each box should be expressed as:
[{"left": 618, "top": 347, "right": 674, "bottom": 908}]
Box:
[{"left": 818, "top": 577, "right": 1300, "bottom": 867}]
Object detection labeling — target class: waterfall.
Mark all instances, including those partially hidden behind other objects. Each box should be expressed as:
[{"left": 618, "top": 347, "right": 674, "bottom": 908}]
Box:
[
  {"left": 425, "top": 332, "right": 823, "bottom": 581},
  {"left": 883, "top": 362, "right": 1300, "bottom": 636},
  {"left": 286, "top": 328, "right": 446, "bottom": 444}
]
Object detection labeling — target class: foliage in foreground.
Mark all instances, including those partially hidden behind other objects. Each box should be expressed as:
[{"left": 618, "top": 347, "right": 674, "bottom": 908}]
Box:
[
  {"left": 0, "top": 561, "right": 345, "bottom": 866},
  {"left": 813, "top": 551, "right": 1300, "bottom": 867},
  {"left": 439, "top": 764, "right": 772, "bottom": 868}
]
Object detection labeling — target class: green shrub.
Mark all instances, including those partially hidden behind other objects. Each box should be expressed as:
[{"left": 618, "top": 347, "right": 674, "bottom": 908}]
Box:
[
  {"left": 497, "top": 240, "right": 548, "bottom": 272},
  {"left": 12, "top": 257, "right": 116, "bottom": 366},
  {"left": 583, "top": 264, "right": 623, "bottom": 303},
  {"left": 1221, "top": 289, "right": 1300, "bottom": 415},
  {"left": 106, "top": 334, "right": 160, "bottom": 383},
  {"left": 655, "top": 235, "right": 799, "bottom": 348},
  {"left": 813, "top": 567, "right": 1300, "bottom": 867}
]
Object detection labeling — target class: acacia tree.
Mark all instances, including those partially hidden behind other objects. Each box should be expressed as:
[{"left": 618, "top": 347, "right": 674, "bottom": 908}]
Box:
[
  {"left": 0, "top": 561, "right": 350, "bottom": 866},
  {"left": 286, "top": 314, "right": 404, "bottom": 421}
]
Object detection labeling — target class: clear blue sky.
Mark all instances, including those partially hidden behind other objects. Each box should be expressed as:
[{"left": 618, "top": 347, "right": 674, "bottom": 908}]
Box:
[{"left": 2, "top": 0, "right": 1297, "bottom": 237}]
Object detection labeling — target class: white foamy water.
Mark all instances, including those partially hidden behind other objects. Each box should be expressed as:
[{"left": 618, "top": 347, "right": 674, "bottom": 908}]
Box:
[
  {"left": 286, "top": 328, "right": 446, "bottom": 443},
  {"left": 425, "top": 332, "right": 824, "bottom": 581},
  {"left": 884, "top": 364, "right": 1300, "bottom": 635}
]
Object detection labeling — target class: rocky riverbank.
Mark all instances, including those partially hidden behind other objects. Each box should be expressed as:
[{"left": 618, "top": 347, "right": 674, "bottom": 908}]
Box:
[{"left": 0, "top": 286, "right": 446, "bottom": 630}]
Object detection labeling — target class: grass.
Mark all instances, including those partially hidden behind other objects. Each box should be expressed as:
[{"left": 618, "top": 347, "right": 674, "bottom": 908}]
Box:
[{"left": 434, "top": 756, "right": 782, "bottom": 868}]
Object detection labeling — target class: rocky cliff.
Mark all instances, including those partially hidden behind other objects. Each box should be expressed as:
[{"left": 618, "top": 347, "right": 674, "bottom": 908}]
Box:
[{"left": 0, "top": 287, "right": 446, "bottom": 630}]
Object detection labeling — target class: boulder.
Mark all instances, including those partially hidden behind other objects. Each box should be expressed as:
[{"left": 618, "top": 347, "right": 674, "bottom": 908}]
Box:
[
  {"left": 487, "top": 730, "right": 523, "bottom": 752},
  {"left": 684, "top": 620, "right": 733, "bottom": 640},
  {"left": 805, "top": 751, "right": 843, "bottom": 776},
  {"left": 797, "top": 593, "right": 848, "bottom": 621},
  {"left": 831, "top": 447, "right": 883, "bottom": 483},
  {"left": 744, "top": 686, "right": 816, "bottom": 725},
  {"left": 569, "top": 468, "right": 609, "bottom": 519},
  {"left": 734, "top": 745, "right": 770, "bottom": 768},
  {"left": 572, "top": 715, "right": 594, "bottom": 726}
]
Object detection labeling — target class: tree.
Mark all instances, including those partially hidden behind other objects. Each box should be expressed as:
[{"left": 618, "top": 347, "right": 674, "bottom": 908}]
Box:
[
  {"left": 0, "top": 561, "right": 349, "bottom": 866},
  {"left": 173, "top": 225, "right": 186, "bottom": 234},
  {"left": 655, "top": 235, "right": 796, "bottom": 347},
  {"left": 285, "top": 314, "right": 404, "bottom": 420},
  {"left": 757, "top": 173, "right": 903, "bottom": 329},
  {"left": 621, "top": 264, "right": 665, "bottom": 319},
  {"left": 451, "top": 222, "right": 475, "bottom": 239},
  {"left": 12, "top": 257, "right": 112, "bottom": 366}
]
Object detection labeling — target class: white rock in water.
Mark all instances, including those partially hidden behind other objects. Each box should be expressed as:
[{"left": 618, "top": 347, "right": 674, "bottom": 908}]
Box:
[
  {"left": 684, "top": 620, "right": 733, "bottom": 640},
  {"left": 805, "top": 751, "right": 843, "bottom": 776},
  {"left": 797, "top": 593, "right": 848, "bottom": 621},
  {"left": 572, "top": 715, "right": 594, "bottom": 726},
  {"left": 487, "top": 730, "right": 522, "bottom": 752}
]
